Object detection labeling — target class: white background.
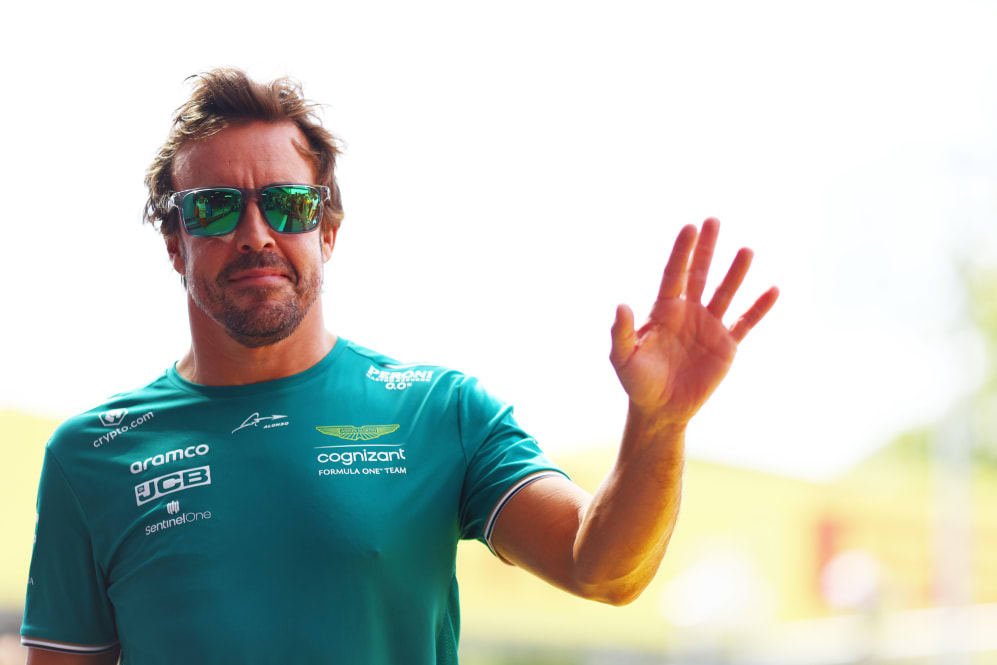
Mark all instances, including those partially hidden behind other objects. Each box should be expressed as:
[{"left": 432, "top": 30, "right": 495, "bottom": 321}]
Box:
[{"left": 2, "top": 0, "right": 995, "bottom": 479}]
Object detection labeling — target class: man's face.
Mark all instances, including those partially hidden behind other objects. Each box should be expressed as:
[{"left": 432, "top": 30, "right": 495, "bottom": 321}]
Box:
[{"left": 168, "top": 121, "right": 336, "bottom": 348}]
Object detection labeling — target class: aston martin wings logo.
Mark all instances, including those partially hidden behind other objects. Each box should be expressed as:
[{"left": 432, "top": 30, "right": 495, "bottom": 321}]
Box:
[{"left": 315, "top": 424, "right": 400, "bottom": 441}]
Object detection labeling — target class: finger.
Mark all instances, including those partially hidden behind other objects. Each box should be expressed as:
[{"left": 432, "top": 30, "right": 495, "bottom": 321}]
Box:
[
  {"left": 707, "top": 247, "right": 753, "bottom": 318},
  {"left": 658, "top": 224, "right": 698, "bottom": 301},
  {"left": 729, "top": 286, "right": 780, "bottom": 343},
  {"left": 609, "top": 304, "right": 636, "bottom": 369},
  {"left": 685, "top": 218, "right": 720, "bottom": 303}
]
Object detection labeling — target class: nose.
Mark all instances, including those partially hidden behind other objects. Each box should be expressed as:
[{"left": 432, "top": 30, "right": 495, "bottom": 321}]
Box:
[{"left": 233, "top": 198, "right": 277, "bottom": 252}]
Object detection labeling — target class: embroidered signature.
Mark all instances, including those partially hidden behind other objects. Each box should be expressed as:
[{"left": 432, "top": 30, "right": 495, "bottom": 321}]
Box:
[{"left": 232, "top": 413, "right": 288, "bottom": 434}]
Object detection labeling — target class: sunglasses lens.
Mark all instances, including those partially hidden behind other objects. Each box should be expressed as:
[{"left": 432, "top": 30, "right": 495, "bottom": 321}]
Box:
[
  {"left": 181, "top": 189, "right": 242, "bottom": 236},
  {"left": 261, "top": 186, "right": 322, "bottom": 233}
]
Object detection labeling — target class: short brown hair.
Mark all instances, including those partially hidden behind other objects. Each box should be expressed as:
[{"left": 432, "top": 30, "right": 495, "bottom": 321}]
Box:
[{"left": 143, "top": 68, "right": 344, "bottom": 237}]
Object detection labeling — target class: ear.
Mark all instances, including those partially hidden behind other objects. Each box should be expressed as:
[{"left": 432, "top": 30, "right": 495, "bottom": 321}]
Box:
[
  {"left": 166, "top": 233, "right": 186, "bottom": 276},
  {"left": 321, "top": 224, "right": 338, "bottom": 262}
]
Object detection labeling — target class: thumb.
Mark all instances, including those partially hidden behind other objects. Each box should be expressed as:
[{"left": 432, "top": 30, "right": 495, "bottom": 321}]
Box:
[{"left": 609, "top": 304, "right": 636, "bottom": 369}]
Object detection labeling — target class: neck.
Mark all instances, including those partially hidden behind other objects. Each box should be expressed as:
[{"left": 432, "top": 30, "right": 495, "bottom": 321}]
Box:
[{"left": 176, "top": 298, "right": 336, "bottom": 386}]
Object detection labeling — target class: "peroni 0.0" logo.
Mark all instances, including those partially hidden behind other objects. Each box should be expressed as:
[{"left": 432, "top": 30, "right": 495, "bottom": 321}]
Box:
[{"left": 365, "top": 365, "right": 433, "bottom": 391}]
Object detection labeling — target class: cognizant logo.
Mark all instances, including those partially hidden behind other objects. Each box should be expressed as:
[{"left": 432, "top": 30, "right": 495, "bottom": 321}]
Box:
[
  {"left": 130, "top": 444, "right": 209, "bottom": 474},
  {"left": 316, "top": 448, "right": 406, "bottom": 466},
  {"left": 93, "top": 411, "right": 155, "bottom": 448}
]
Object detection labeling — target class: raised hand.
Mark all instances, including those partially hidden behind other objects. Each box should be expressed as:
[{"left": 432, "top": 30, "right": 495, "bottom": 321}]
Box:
[{"left": 609, "top": 218, "right": 779, "bottom": 425}]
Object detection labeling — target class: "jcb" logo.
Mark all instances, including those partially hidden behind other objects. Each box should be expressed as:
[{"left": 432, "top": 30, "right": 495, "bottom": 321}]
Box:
[{"left": 134, "top": 466, "right": 211, "bottom": 506}]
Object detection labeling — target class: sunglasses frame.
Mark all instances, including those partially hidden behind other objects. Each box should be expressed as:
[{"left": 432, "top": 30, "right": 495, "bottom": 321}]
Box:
[{"left": 167, "top": 184, "right": 332, "bottom": 237}]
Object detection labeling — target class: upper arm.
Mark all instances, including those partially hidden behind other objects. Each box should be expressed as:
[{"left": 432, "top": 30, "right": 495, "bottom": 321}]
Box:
[
  {"left": 26, "top": 645, "right": 119, "bottom": 665},
  {"left": 455, "top": 375, "right": 570, "bottom": 544},
  {"left": 23, "top": 449, "right": 118, "bottom": 654},
  {"left": 489, "top": 474, "right": 596, "bottom": 597}
]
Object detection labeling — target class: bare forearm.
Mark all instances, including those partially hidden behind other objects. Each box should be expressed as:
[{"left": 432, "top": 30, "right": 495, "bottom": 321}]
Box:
[
  {"left": 489, "top": 409, "right": 686, "bottom": 606},
  {"left": 572, "top": 407, "right": 686, "bottom": 604}
]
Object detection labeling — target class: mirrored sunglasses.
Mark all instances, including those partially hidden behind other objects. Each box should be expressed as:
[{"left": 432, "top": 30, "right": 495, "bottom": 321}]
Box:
[{"left": 168, "top": 184, "right": 331, "bottom": 237}]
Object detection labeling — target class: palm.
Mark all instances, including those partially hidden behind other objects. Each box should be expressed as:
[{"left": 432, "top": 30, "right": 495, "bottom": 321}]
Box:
[
  {"left": 618, "top": 299, "right": 736, "bottom": 419},
  {"left": 610, "top": 219, "right": 778, "bottom": 424}
]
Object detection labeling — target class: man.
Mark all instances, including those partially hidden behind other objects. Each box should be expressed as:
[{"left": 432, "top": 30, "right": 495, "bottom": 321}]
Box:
[{"left": 21, "top": 69, "right": 778, "bottom": 664}]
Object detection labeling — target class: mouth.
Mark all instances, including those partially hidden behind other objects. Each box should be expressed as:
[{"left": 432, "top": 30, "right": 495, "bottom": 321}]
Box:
[
  {"left": 227, "top": 268, "right": 292, "bottom": 287},
  {"left": 218, "top": 252, "right": 299, "bottom": 288}
]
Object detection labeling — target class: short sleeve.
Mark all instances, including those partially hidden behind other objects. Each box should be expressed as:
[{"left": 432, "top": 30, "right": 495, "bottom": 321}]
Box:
[
  {"left": 456, "top": 376, "right": 568, "bottom": 552},
  {"left": 21, "top": 447, "right": 119, "bottom": 654}
]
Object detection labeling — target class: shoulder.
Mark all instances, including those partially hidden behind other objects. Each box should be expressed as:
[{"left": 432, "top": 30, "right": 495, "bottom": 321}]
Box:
[
  {"left": 337, "top": 341, "right": 509, "bottom": 418},
  {"left": 46, "top": 371, "right": 177, "bottom": 459},
  {"left": 339, "top": 340, "right": 471, "bottom": 391}
]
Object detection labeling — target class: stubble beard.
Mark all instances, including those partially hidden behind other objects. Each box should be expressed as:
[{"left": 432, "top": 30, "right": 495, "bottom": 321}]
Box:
[{"left": 188, "top": 251, "right": 322, "bottom": 348}]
